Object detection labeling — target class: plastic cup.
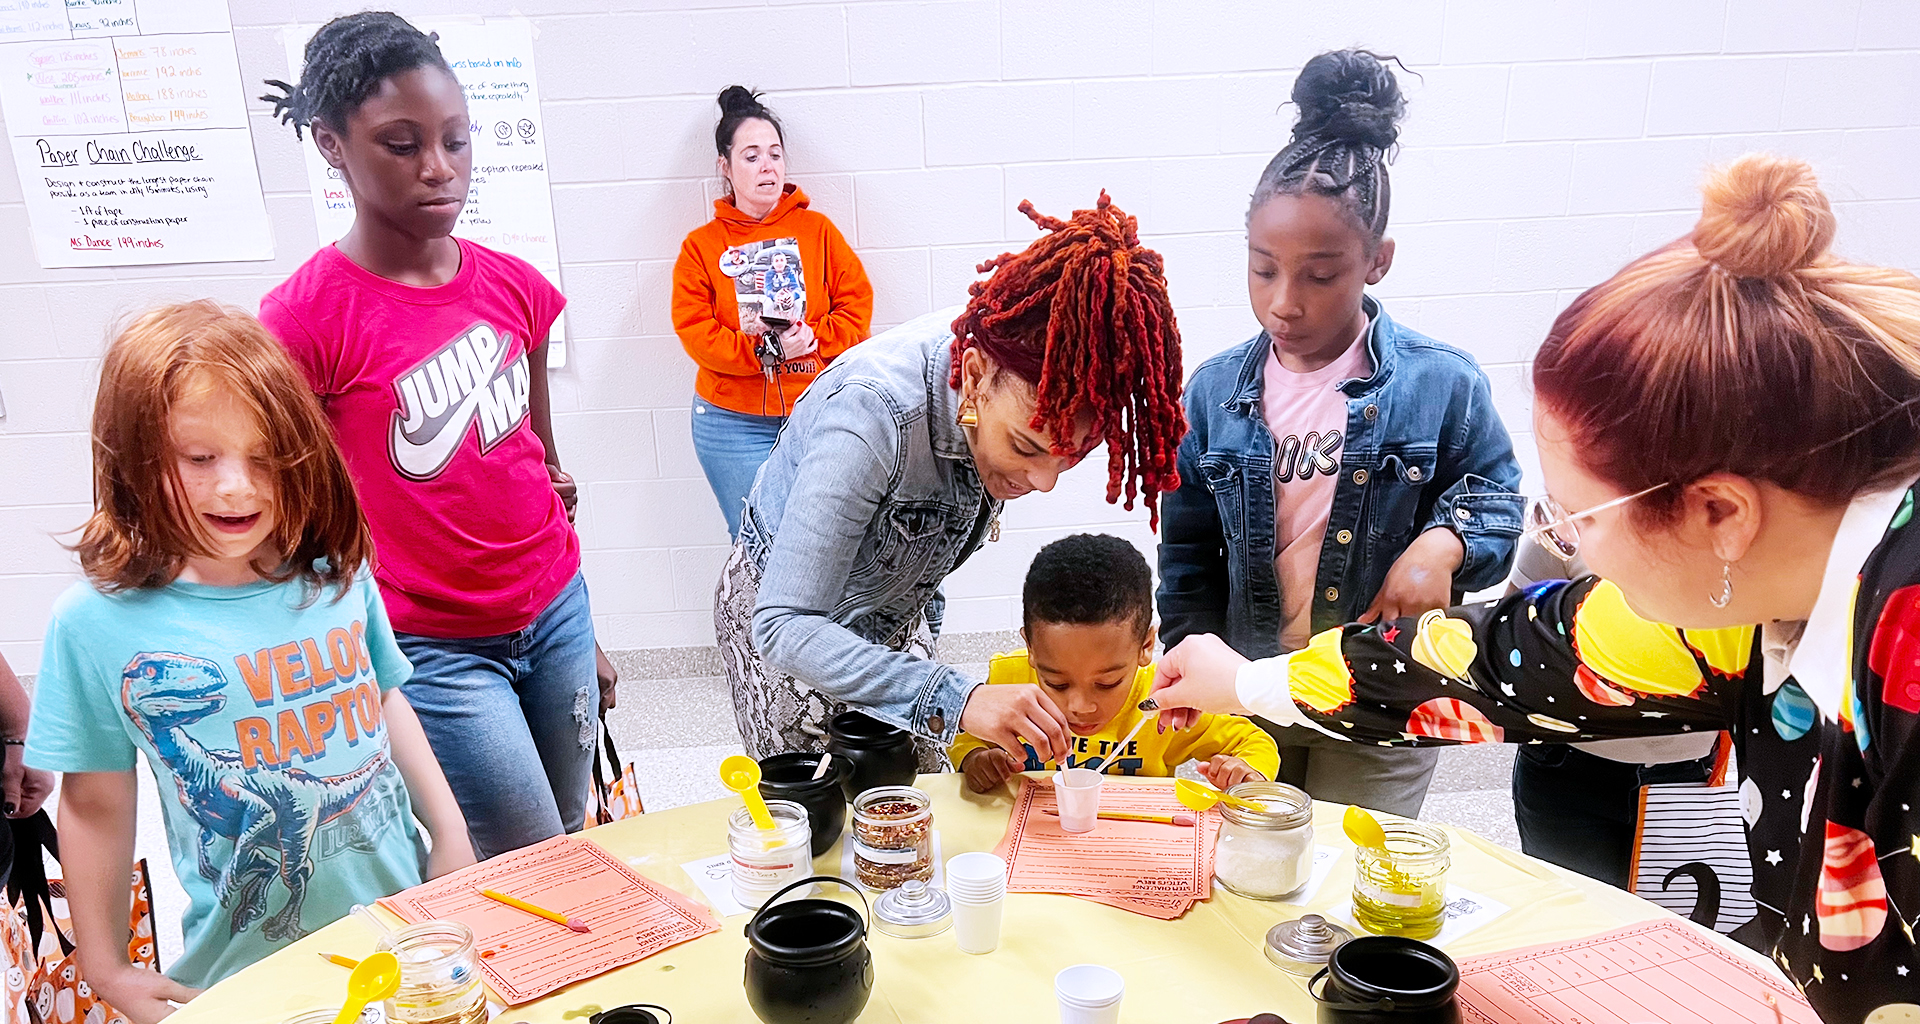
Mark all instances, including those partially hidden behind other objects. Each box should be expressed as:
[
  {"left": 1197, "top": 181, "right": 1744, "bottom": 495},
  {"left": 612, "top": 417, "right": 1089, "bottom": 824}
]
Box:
[
  {"left": 946, "top": 852, "right": 1008, "bottom": 900},
  {"left": 950, "top": 890, "right": 1004, "bottom": 954},
  {"left": 1053, "top": 768, "right": 1104, "bottom": 833},
  {"left": 1055, "top": 964, "right": 1124, "bottom": 1024}
]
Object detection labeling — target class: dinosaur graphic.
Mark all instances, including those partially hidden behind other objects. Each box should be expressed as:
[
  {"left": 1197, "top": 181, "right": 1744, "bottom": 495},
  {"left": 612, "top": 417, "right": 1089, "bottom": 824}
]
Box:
[{"left": 120, "top": 652, "right": 391, "bottom": 940}]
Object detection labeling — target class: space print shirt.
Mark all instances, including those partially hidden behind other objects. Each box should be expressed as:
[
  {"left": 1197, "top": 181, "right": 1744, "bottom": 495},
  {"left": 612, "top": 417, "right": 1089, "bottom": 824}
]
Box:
[
  {"left": 1231, "top": 479, "right": 1920, "bottom": 1023},
  {"left": 262, "top": 239, "right": 578, "bottom": 637},
  {"left": 25, "top": 572, "right": 424, "bottom": 988}
]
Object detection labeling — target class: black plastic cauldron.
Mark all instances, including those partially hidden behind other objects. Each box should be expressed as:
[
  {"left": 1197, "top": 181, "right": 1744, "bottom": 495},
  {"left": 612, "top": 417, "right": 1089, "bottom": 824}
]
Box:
[
  {"left": 588, "top": 1005, "right": 672, "bottom": 1024},
  {"left": 1310, "top": 936, "right": 1460, "bottom": 1024},
  {"left": 758, "top": 752, "right": 850, "bottom": 856},
  {"left": 743, "top": 875, "right": 873, "bottom": 1024},
  {"left": 824, "top": 712, "right": 918, "bottom": 800}
]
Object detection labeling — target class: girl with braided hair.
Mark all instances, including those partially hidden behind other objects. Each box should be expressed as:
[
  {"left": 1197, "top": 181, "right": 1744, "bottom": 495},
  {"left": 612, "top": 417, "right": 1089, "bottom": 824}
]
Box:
[
  {"left": 715, "top": 193, "right": 1185, "bottom": 769},
  {"left": 1156, "top": 49, "right": 1523, "bottom": 817},
  {"left": 256, "top": 12, "right": 611, "bottom": 860}
]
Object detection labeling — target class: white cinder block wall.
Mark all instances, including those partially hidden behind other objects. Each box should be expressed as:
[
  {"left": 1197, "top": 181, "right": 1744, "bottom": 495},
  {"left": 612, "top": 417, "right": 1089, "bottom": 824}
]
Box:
[{"left": 3, "top": 0, "right": 1919, "bottom": 671}]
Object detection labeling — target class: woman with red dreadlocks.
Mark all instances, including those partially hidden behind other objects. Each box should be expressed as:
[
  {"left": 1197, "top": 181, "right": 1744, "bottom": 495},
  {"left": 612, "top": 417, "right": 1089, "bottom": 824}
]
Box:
[{"left": 714, "top": 193, "right": 1186, "bottom": 769}]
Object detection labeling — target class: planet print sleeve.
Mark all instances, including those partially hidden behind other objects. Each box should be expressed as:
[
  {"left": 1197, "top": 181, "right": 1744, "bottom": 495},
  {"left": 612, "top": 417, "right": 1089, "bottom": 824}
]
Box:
[{"left": 1238, "top": 575, "right": 1757, "bottom": 747}]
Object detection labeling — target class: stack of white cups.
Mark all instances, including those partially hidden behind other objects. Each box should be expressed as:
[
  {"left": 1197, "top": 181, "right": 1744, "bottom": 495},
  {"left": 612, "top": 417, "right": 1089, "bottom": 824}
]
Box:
[
  {"left": 945, "top": 852, "right": 1008, "bottom": 954},
  {"left": 1054, "top": 964, "right": 1124, "bottom": 1023}
]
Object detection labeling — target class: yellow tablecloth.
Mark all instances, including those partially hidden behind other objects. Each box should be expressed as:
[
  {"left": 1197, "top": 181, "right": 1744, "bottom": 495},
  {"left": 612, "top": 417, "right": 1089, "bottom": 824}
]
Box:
[{"left": 174, "top": 774, "right": 1754, "bottom": 1024}]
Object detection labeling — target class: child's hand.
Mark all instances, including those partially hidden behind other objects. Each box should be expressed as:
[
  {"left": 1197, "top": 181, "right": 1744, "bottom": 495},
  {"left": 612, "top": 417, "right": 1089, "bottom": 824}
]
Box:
[
  {"left": 1199, "top": 754, "right": 1265, "bottom": 790},
  {"left": 547, "top": 463, "right": 579, "bottom": 522},
  {"left": 91, "top": 963, "right": 200, "bottom": 1024},
  {"left": 961, "top": 747, "right": 1023, "bottom": 793},
  {"left": 1360, "top": 527, "right": 1464, "bottom": 624},
  {"left": 426, "top": 830, "right": 478, "bottom": 879}
]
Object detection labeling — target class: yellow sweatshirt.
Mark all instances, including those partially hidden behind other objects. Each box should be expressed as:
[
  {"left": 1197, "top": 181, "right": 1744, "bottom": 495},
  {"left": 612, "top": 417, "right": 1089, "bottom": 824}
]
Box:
[{"left": 949, "top": 649, "right": 1280, "bottom": 779}]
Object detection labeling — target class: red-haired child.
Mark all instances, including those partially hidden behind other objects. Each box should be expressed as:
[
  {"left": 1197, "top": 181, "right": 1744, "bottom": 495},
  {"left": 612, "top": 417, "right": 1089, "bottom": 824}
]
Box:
[{"left": 25, "top": 302, "right": 471, "bottom": 1021}]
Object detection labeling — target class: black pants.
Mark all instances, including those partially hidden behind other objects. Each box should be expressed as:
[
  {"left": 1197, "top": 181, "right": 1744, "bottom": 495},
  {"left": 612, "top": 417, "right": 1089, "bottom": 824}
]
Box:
[{"left": 1511, "top": 743, "right": 1716, "bottom": 891}]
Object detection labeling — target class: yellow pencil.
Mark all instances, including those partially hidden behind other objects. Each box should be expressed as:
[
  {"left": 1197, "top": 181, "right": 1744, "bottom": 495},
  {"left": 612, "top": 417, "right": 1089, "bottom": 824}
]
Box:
[
  {"left": 1043, "top": 809, "right": 1196, "bottom": 826},
  {"left": 478, "top": 888, "right": 591, "bottom": 933},
  {"left": 317, "top": 952, "right": 359, "bottom": 969}
]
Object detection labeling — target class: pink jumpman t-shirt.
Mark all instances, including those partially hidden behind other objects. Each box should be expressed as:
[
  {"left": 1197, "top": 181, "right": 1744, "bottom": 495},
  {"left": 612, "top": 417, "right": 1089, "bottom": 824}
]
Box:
[
  {"left": 261, "top": 239, "right": 578, "bottom": 639},
  {"left": 1262, "top": 320, "right": 1373, "bottom": 652}
]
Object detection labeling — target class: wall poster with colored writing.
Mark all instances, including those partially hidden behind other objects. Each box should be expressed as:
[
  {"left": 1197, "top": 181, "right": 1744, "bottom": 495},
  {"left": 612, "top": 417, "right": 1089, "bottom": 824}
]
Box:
[
  {"left": 0, "top": 0, "right": 273, "bottom": 267},
  {"left": 282, "top": 16, "right": 569, "bottom": 363}
]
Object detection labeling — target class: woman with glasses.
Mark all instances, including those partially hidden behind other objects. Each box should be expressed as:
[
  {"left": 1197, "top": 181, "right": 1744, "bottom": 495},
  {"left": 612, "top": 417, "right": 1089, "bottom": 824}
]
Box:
[{"left": 1147, "top": 154, "right": 1920, "bottom": 1022}]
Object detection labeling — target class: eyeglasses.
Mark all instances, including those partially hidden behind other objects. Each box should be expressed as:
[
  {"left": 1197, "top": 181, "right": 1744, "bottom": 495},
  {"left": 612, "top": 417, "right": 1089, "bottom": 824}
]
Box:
[{"left": 1522, "top": 483, "right": 1668, "bottom": 560}]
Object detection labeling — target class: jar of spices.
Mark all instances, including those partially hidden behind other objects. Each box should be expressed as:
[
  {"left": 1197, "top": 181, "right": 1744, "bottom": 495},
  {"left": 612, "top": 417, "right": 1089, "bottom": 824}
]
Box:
[
  {"left": 729, "top": 798, "right": 814, "bottom": 909},
  {"left": 1212, "top": 781, "right": 1315, "bottom": 900},
  {"left": 1351, "top": 820, "right": 1451, "bottom": 940},
  {"left": 380, "top": 920, "right": 487, "bottom": 1024},
  {"left": 851, "top": 786, "right": 933, "bottom": 891}
]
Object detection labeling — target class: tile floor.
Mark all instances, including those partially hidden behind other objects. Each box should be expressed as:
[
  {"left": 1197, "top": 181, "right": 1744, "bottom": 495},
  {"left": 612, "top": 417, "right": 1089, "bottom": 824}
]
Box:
[{"left": 126, "top": 665, "right": 1522, "bottom": 970}]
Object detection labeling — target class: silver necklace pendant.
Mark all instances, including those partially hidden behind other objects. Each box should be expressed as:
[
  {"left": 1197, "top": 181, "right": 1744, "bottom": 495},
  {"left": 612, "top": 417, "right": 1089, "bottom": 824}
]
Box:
[{"left": 989, "top": 514, "right": 1001, "bottom": 543}]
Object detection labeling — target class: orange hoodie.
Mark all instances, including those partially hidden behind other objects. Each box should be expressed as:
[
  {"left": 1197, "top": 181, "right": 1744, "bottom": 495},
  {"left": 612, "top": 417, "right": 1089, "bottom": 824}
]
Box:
[{"left": 672, "top": 185, "right": 874, "bottom": 416}]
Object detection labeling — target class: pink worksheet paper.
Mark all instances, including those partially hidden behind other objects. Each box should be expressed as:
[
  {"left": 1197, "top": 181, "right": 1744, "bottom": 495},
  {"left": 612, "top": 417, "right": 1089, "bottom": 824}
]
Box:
[
  {"left": 379, "top": 834, "right": 718, "bottom": 1004},
  {"left": 1457, "top": 918, "right": 1818, "bottom": 1024}
]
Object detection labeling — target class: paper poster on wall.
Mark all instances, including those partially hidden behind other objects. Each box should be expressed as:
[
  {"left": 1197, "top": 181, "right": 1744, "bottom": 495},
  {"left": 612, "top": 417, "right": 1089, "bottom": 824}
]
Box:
[
  {"left": 0, "top": 0, "right": 273, "bottom": 267},
  {"left": 283, "top": 17, "right": 568, "bottom": 363}
]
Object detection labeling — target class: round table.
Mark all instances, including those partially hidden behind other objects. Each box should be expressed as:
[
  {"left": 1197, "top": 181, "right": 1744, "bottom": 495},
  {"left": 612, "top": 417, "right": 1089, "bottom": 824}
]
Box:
[{"left": 172, "top": 773, "right": 1760, "bottom": 1023}]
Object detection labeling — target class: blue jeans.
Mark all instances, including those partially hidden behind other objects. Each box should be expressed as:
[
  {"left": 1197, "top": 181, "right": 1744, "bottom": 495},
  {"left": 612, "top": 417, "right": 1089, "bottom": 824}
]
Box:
[
  {"left": 692, "top": 397, "right": 785, "bottom": 541},
  {"left": 396, "top": 571, "right": 597, "bottom": 860}
]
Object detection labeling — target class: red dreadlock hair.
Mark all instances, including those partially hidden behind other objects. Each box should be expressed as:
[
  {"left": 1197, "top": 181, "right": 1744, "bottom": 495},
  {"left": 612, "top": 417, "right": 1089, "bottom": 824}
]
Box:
[{"left": 949, "top": 192, "right": 1186, "bottom": 525}]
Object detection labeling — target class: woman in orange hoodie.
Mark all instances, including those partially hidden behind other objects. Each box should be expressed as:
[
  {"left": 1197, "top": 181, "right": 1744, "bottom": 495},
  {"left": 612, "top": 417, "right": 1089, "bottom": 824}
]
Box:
[{"left": 673, "top": 86, "right": 874, "bottom": 539}]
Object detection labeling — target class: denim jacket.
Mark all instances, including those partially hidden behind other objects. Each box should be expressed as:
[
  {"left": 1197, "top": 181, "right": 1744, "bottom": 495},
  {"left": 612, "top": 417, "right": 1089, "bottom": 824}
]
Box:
[
  {"left": 740, "top": 307, "right": 994, "bottom": 745},
  {"left": 1156, "top": 296, "right": 1523, "bottom": 660}
]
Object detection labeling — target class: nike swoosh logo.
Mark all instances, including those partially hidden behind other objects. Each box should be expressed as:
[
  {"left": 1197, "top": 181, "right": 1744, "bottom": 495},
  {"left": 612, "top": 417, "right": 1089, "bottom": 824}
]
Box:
[{"left": 387, "top": 324, "right": 514, "bottom": 481}]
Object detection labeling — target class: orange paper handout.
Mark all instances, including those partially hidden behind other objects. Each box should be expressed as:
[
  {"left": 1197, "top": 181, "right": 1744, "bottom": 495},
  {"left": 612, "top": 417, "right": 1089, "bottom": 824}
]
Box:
[
  {"left": 378, "top": 835, "right": 718, "bottom": 1005},
  {"left": 1456, "top": 919, "right": 1818, "bottom": 1024},
  {"left": 993, "top": 777, "right": 1220, "bottom": 918}
]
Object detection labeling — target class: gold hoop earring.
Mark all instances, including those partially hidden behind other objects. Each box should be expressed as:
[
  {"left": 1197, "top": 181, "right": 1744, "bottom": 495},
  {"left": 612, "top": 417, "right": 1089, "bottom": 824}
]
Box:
[
  {"left": 1708, "top": 562, "right": 1734, "bottom": 609},
  {"left": 957, "top": 405, "right": 978, "bottom": 428}
]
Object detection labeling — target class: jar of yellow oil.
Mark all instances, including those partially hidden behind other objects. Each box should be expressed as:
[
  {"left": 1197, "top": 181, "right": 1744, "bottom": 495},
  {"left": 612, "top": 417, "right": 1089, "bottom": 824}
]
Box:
[
  {"left": 1350, "top": 821, "right": 1450, "bottom": 940},
  {"left": 381, "top": 920, "right": 489, "bottom": 1024}
]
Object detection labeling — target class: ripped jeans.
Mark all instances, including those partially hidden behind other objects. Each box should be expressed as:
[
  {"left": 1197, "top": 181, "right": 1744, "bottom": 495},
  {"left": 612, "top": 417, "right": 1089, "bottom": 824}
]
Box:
[{"left": 397, "top": 570, "right": 597, "bottom": 860}]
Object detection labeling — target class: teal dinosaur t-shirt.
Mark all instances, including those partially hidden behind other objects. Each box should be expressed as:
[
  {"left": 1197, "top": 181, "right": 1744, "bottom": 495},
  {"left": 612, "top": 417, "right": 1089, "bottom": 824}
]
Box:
[{"left": 26, "top": 572, "right": 427, "bottom": 988}]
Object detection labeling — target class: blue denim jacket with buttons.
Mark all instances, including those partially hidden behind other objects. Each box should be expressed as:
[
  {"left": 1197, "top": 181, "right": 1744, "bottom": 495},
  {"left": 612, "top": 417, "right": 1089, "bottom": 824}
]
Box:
[
  {"left": 740, "top": 307, "right": 993, "bottom": 744},
  {"left": 1156, "top": 296, "right": 1524, "bottom": 660}
]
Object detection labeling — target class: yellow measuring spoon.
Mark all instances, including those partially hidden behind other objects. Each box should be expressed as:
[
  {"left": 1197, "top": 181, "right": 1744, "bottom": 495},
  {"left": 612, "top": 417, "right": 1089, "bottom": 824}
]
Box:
[
  {"left": 332, "top": 950, "right": 400, "bottom": 1024},
  {"left": 720, "top": 754, "right": 777, "bottom": 830},
  {"left": 1174, "top": 777, "right": 1263, "bottom": 813},
  {"left": 1342, "top": 805, "right": 1388, "bottom": 850}
]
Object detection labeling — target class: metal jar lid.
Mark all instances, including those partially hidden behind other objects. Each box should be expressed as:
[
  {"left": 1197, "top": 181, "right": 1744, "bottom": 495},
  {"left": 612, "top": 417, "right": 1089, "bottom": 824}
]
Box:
[
  {"left": 1264, "top": 914, "right": 1353, "bottom": 975},
  {"left": 873, "top": 879, "right": 952, "bottom": 939}
]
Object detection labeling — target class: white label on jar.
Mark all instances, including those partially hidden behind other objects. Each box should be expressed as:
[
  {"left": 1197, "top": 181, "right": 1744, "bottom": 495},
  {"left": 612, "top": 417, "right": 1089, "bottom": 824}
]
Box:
[
  {"left": 851, "top": 839, "right": 921, "bottom": 865},
  {"left": 732, "top": 852, "right": 803, "bottom": 887},
  {"left": 1356, "top": 880, "right": 1425, "bottom": 908}
]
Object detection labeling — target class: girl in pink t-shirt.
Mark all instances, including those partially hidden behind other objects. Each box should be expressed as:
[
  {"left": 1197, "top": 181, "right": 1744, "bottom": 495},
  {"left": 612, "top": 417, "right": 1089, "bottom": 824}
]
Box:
[
  {"left": 259, "top": 13, "right": 609, "bottom": 859},
  {"left": 1156, "top": 51, "right": 1524, "bottom": 817}
]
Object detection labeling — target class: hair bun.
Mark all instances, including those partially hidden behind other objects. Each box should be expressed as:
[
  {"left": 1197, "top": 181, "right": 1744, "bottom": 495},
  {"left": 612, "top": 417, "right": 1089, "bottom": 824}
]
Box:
[
  {"left": 1694, "top": 154, "right": 1835, "bottom": 278},
  {"left": 1290, "top": 49, "right": 1405, "bottom": 151},
  {"left": 717, "top": 85, "right": 764, "bottom": 116}
]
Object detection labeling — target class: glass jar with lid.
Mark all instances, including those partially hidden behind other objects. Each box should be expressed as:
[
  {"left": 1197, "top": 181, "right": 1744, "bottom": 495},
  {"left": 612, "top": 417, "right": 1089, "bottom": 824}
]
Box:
[{"left": 1212, "top": 781, "right": 1315, "bottom": 900}]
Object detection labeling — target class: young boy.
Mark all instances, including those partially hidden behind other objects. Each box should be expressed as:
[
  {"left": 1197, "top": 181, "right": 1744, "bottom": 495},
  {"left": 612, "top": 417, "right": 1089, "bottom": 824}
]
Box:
[{"left": 953, "top": 534, "right": 1278, "bottom": 793}]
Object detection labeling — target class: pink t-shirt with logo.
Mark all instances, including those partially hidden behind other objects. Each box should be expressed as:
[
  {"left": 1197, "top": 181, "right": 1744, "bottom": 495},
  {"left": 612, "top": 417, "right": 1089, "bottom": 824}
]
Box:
[
  {"left": 1262, "top": 323, "right": 1373, "bottom": 653},
  {"left": 261, "top": 239, "right": 578, "bottom": 638}
]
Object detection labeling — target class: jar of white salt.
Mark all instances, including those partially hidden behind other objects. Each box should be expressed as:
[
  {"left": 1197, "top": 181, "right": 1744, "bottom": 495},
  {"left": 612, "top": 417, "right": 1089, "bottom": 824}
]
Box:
[{"left": 1213, "top": 781, "right": 1315, "bottom": 900}]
